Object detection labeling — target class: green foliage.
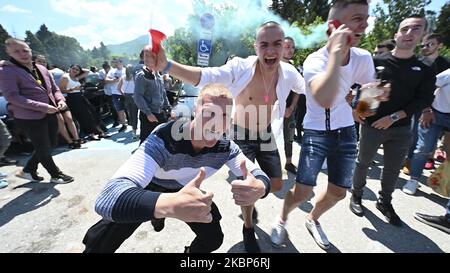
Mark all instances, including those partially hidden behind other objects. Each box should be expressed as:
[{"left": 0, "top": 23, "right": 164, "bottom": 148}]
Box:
[
  {"left": 0, "top": 24, "right": 11, "bottom": 60},
  {"left": 436, "top": 2, "right": 450, "bottom": 47},
  {"left": 361, "top": 0, "right": 436, "bottom": 54},
  {"left": 7, "top": 24, "right": 112, "bottom": 70},
  {"left": 290, "top": 17, "right": 326, "bottom": 66},
  {"left": 270, "top": 0, "right": 330, "bottom": 25},
  {"left": 166, "top": 0, "right": 258, "bottom": 67},
  {"left": 25, "top": 31, "right": 47, "bottom": 56}
]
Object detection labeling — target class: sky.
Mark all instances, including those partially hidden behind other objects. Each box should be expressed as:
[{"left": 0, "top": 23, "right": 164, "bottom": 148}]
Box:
[{"left": 0, "top": 0, "right": 447, "bottom": 50}]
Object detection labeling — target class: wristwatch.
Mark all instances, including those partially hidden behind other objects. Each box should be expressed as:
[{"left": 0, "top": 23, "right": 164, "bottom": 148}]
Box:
[{"left": 390, "top": 113, "right": 400, "bottom": 122}]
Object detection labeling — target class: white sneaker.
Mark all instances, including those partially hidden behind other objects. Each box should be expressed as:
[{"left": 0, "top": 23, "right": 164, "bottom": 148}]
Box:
[
  {"left": 0, "top": 172, "right": 7, "bottom": 179},
  {"left": 402, "top": 179, "right": 419, "bottom": 195},
  {"left": 270, "top": 220, "right": 287, "bottom": 246},
  {"left": 305, "top": 218, "right": 330, "bottom": 250}
]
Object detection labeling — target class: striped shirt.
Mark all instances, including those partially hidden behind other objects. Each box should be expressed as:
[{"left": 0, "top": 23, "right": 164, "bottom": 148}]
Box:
[{"left": 95, "top": 120, "right": 271, "bottom": 223}]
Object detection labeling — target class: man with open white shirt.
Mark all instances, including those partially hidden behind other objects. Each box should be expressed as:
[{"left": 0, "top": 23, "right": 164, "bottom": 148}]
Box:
[
  {"left": 270, "top": 0, "right": 383, "bottom": 250},
  {"left": 144, "top": 21, "right": 305, "bottom": 253}
]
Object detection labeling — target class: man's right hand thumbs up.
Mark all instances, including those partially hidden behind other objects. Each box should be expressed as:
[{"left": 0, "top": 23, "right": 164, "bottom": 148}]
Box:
[
  {"left": 188, "top": 167, "right": 207, "bottom": 189},
  {"left": 155, "top": 168, "right": 214, "bottom": 223}
]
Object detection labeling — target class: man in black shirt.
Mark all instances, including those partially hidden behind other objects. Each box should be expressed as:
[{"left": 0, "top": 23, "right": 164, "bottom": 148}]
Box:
[
  {"left": 350, "top": 15, "right": 436, "bottom": 226},
  {"left": 403, "top": 33, "right": 450, "bottom": 173},
  {"left": 282, "top": 37, "right": 301, "bottom": 174}
]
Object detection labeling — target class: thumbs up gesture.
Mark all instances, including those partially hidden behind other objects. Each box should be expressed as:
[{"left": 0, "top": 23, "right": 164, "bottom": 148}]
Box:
[
  {"left": 231, "top": 161, "right": 266, "bottom": 206},
  {"left": 155, "top": 168, "right": 214, "bottom": 223}
]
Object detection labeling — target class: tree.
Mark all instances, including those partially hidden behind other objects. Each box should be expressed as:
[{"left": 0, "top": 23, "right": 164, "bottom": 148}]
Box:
[
  {"left": 91, "top": 46, "right": 101, "bottom": 59},
  {"left": 99, "top": 42, "right": 110, "bottom": 60},
  {"left": 436, "top": 2, "right": 450, "bottom": 47},
  {"left": 36, "top": 24, "right": 52, "bottom": 43},
  {"left": 0, "top": 24, "right": 11, "bottom": 60},
  {"left": 270, "top": 0, "right": 330, "bottom": 25},
  {"left": 167, "top": 0, "right": 258, "bottom": 67},
  {"left": 361, "top": 0, "right": 433, "bottom": 54},
  {"left": 25, "top": 31, "right": 47, "bottom": 56}
]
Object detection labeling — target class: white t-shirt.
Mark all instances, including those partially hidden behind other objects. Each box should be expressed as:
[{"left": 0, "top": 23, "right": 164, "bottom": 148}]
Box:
[
  {"left": 121, "top": 77, "right": 135, "bottom": 95},
  {"left": 107, "top": 68, "right": 126, "bottom": 96},
  {"left": 303, "top": 47, "right": 376, "bottom": 131},
  {"left": 62, "top": 73, "right": 81, "bottom": 93},
  {"left": 432, "top": 68, "right": 450, "bottom": 113}
]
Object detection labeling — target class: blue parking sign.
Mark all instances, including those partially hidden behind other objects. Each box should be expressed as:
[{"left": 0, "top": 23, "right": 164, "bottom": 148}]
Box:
[{"left": 198, "top": 39, "right": 212, "bottom": 54}]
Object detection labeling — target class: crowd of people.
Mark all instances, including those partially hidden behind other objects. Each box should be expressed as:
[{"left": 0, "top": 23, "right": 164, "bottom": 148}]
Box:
[
  {"left": 0, "top": 44, "right": 180, "bottom": 187},
  {"left": 0, "top": 0, "right": 448, "bottom": 253}
]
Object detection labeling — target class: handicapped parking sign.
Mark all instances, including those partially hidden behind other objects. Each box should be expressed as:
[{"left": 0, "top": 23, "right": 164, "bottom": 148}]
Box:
[{"left": 198, "top": 39, "right": 212, "bottom": 54}]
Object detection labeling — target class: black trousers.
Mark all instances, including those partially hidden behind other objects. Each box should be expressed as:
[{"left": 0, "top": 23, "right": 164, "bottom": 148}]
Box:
[
  {"left": 82, "top": 184, "right": 223, "bottom": 253},
  {"left": 14, "top": 114, "right": 60, "bottom": 177},
  {"left": 66, "top": 93, "right": 99, "bottom": 135},
  {"left": 139, "top": 111, "right": 168, "bottom": 144},
  {"left": 295, "top": 94, "right": 307, "bottom": 142}
]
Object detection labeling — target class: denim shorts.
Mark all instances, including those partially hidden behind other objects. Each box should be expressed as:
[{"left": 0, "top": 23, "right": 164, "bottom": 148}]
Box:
[
  {"left": 112, "top": 94, "right": 126, "bottom": 112},
  {"left": 296, "top": 126, "right": 357, "bottom": 188},
  {"left": 232, "top": 125, "right": 282, "bottom": 179}
]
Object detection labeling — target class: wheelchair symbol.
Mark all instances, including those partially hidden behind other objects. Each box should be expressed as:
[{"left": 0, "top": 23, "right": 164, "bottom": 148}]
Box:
[{"left": 199, "top": 40, "right": 209, "bottom": 53}]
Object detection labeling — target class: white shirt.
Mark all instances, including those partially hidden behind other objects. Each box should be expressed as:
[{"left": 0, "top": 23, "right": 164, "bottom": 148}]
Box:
[
  {"left": 62, "top": 73, "right": 81, "bottom": 93},
  {"left": 303, "top": 47, "right": 376, "bottom": 131},
  {"left": 197, "top": 56, "right": 305, "bottom": 135},
  {"left": 121, "top": 77, "right": 135, "bottom": 95},
  {"left": 107, "top": 68, "right": 126, "bottom": 96},
  {"left": 432, "top": 68, "right": 450, "bottom": 113}
]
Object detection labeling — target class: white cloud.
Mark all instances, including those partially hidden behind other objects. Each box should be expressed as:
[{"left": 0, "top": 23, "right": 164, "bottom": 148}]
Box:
[
  {"left": 49, "top": 0, "right": 194, "bottom": 49},
  {"left": 0, "top": 4, "right": 32, "bottom": 13}
]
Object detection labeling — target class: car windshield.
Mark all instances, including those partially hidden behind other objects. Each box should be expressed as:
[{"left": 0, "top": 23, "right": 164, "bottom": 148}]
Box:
[{"left": 85, "top": 74, "right": 99, "bottom": 84}]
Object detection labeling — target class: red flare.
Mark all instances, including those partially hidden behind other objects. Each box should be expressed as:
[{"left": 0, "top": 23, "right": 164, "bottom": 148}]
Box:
[{"left": 149, "top": 29, "right": 167, "bottom": 54}]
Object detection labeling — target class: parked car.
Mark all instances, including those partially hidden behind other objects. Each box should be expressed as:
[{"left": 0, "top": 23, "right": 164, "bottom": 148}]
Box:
[
  {"left": 82, "top": 73, "right": 112, "bottom": 120},
  {"left": 171, "top": 83, "right": 199, "bottom": 120}
]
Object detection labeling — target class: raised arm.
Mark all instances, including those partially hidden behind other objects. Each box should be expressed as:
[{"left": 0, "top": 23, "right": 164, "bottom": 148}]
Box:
[
  {"left": 309, "top": 24, "right": 353, "bottom": 108},
  {"left": 144, "top": 46, "right": 202, "bottom": 86}
]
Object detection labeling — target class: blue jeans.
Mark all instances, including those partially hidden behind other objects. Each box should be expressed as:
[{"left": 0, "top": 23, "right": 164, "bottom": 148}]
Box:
[
  {"left": 297, "top": 126, "right": 357, "bottom": 189},
  {"left": 410, "top": 110, "right": 450, "bottom": 179},
  {"left": 407, "top": 112, "right": 422, "bottom": 160}
]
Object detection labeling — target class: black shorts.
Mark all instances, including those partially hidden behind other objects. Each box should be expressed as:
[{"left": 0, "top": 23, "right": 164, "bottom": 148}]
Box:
[{"left": 232, "top": 125, "right": 282, "bottom": 179}]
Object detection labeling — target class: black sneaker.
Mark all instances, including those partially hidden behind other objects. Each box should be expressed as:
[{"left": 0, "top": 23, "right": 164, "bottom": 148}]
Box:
[
  {"left": 0, "top": 157, "right": 18, "bottom": 166},
  {"left": 349, "top": 194, "right": 364, "bottom": 217},
  {"left": 50, "top": 173, "right": 74, "bottom": 184},
  {"left": 376, "top": 200, "right": 402, "bottom": 226},
  {"left": 284, "top": 163, "right": 297, "bottom": 174},
  {"left": 118, "top": 125, "right": 127, "bottom": 133},
  {"left": 414, "top": 213, "right": 450, "bottom": 234},
  {"left": 68, "top": 142, "right": 81, "bottom": 149},
  {"left": 242, "top": 226, "right": 261, "bottom": 253},
  {"left": 151, "top": 218, "right": 165, "bottom": 232}
]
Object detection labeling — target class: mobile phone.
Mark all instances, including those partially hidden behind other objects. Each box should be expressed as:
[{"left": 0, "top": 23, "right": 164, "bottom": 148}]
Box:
[{"left": 327, "top": 20, "right": 352, "bottom": 45}]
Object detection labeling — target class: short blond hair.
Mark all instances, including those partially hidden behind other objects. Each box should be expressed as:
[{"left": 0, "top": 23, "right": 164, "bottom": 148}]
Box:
[
  {"left": 198, "top": 84, "right": 233, "bottom": 103},
  {"left": 5, "top": 38, "right": 29, "bottom": 49}
]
